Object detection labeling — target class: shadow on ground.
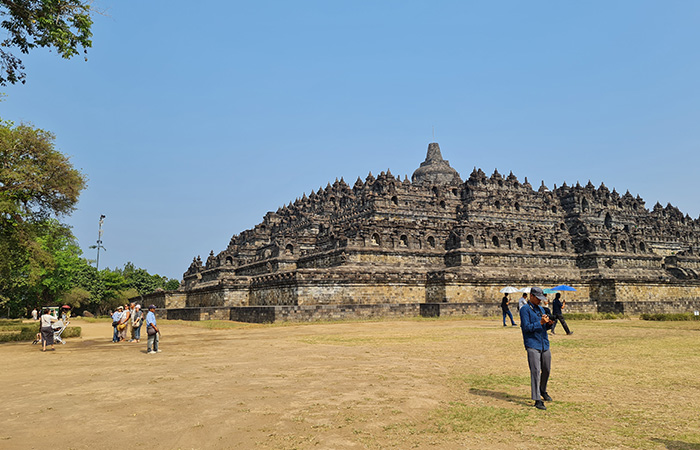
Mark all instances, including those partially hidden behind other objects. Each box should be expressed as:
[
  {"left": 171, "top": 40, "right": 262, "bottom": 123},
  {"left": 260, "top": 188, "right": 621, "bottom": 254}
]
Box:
[
  {"left": 468, "top": 388, "right": 530, "bottom": 407},
  {"left": 652, "top": 439, "right": 700, "bottom": 450}
]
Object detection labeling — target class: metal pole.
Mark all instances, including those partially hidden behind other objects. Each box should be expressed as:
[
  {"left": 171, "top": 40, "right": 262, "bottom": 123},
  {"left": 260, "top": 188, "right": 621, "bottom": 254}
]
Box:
[{"left": 95, "top": 214, "right": 106, "bottom": 270}]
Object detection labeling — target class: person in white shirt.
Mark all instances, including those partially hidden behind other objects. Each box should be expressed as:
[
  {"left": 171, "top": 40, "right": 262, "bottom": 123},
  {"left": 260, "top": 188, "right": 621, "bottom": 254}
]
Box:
[
  {"left": 39, "top": 308, "right": 57, "bottom": 352},
  {"left": 518, "top": 293, "right": 528, "bottom": 310}
]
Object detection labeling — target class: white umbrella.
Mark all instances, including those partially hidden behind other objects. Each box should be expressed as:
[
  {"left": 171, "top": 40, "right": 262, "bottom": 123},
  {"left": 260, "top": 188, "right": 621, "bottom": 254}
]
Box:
[
  {"left": 518, "top": 287, "right": 532, "bottom": 293},
  {"left": 500, "top": 286, "right": 520, "bottom": 294}
]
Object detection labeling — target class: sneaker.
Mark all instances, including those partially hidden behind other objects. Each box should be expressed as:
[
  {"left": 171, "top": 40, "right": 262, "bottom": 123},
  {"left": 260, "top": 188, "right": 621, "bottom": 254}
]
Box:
[
  {"left": 147, "top": 350, "right": 155, "bottom": 354},
  {"left": 566, "top": 331, "right": 574, "bottom": 335},
  {"left": 534, "top": 400, "right": 546, "bottom": 410},
  {"left": 156, "top": 350, "right": 162, "bottom": 353},
  {"left": 512, "top": 323, "right": 517, "bottom": 326},
  {"left": 541, "top": 392, "right": 553, "bottom": 401}
]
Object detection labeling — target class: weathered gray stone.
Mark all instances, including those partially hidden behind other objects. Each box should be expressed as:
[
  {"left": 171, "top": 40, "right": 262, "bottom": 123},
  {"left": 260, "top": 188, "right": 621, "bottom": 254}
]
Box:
[{"left": 138, "top": 142, "right": 700, "bottom": 322}]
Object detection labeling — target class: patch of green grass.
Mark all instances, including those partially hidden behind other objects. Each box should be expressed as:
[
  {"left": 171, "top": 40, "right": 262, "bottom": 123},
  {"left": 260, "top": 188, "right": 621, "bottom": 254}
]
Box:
[
  {"left": 549, "top": 338, "right": 600, "bottom": 349},
  {"left": 453, "top": 373, "right": 528, "bottom": 390},
  {"left": 0, "top": 319, "right": 22, "bottom": 326},
  {"left": 430, "top": 402, "right": 531, "bottom": 434},
  {"left": 79, "top": 317, "right": 112, "bottom": 323}
]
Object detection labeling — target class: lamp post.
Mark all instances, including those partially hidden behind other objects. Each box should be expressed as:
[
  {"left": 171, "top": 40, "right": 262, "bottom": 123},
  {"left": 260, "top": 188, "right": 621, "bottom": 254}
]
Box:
[{"left": 90, "top": 214, "right": 107, "bottom": 270}]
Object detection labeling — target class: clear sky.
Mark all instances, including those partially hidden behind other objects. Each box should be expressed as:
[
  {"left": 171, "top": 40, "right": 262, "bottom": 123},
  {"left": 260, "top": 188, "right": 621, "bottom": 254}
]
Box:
[{"left": 3, "top": 1, "right": 700, "bottom": 279}]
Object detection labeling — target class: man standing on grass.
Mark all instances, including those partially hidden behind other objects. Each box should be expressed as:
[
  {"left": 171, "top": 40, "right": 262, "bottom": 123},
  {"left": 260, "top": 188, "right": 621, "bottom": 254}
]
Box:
[{"left": 520, "top": 286, "right": 554, "bottom": 410}]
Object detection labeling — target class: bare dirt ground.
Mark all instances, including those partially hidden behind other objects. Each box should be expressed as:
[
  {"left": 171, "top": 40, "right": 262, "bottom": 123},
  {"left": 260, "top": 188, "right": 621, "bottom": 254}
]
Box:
[{"left": 1, "top": 317, "right": 699, "bottom": 450}]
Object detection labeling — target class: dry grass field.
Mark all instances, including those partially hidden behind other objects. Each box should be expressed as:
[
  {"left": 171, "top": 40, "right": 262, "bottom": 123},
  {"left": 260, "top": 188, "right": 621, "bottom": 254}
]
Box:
[{"left": 1, "top": 316, "right": 699, "bottom": 450}]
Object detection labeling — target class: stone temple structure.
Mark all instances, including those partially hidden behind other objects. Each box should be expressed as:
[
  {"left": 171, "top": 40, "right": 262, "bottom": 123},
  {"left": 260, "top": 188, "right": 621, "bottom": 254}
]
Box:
[{"left": 148, "top": 143, "right": 700, "bottom": 322}]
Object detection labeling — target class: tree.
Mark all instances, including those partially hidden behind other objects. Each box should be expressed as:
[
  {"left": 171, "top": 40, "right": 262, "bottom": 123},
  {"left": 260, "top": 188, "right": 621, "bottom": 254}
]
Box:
[
  {"left": 0, "top": 0, "right": 93, "bottom": 85},
  {"left": 0, "top": 119, "right": 86, "bottom": 221},
  {"left": 0, "top": 118, "right": 86, "bottom": 315},
  {"left": 118, "top": 261, "right": 180, "bottom": 296}
]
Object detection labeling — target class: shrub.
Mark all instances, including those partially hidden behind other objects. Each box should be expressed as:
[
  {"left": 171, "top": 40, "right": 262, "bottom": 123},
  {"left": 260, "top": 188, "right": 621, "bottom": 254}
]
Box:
[
  {"left": 62, "top": 327, "right": 82, "bottom": 338},
  {"left": 0, "top": 323, "right": 81, "bottom": 342},
  {"left": 640, "top": 313, "right": 700, "bottom": 321},
  {"left": 564, "top": 312, "right": 627, "bottom": 320}
]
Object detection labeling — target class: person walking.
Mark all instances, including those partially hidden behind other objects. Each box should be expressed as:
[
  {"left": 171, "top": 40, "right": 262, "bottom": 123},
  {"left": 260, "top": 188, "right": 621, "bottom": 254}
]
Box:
[
  {"left": 550, "top": 293, "right": 573, "bottom": 336},
  {"left": 39, "top": 308, "right": 57, "bottom": 352},
  {"left": 519, "top": 286, "right": 554, "bottom": 410},
  {"left": 146, "top": 305, "right": 160, "bottom": 354},
  {"left": 31, "top": 308, "right": 38, "bottom": 321},
  {"left": 131, "top": 304, "right": 143, "bottom": 343},
  {"left": 501, "top": 294, "right": 517, "bottom": 326}
]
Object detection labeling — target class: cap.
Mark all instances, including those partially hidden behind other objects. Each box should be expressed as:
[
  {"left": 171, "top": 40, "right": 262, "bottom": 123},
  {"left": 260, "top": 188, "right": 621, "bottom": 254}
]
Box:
[
  {"left": 530, "top": 286, "right": 547, "bottom": 301},
  {"left": 117, "top": 305, "right": 124, "bottom": 310},
  {"left": 148, "top": 305, "right": 156, "bottom": 310}
]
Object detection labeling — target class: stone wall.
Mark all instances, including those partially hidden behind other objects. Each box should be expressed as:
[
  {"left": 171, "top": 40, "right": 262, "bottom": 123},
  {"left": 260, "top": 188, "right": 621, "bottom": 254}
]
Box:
[
  {"left": 611, "top": 281, "right": 700, "bottom": 302},
  {"left": 420, "top": 301, "right": 598, "bottom": 318},
  {"left": 296, "top": 282, "right": 425, "bottom": 305},
  {"left": 167, "top": 307, "right": 233, "bottom": 321},
  {"left": 164, "top": 299, "right": 700, "bottom": 323},
  {"left": 598, "top": 300, "right": 700, "bottom": 314},
  {"left": 234, "top": 303, "right": 423, "bottom": 323},
  {"left": 425, "top": 277, "right": 591, "bottom": 304},
  {"left": 131, "top": 291, "right": 186, "bottom": 309}
]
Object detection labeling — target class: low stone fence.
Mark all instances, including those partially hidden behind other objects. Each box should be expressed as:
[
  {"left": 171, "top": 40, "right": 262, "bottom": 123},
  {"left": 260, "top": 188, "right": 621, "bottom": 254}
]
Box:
[
  {"left": 232, "top": 303, "right": 421, "bottom": 323},
  {"left": 167, "top": 307, "right": 232, "bottom": 321},
  {"left": 420, "top": 301, "right": 598, "bottom": 318},
  {"left": 598, "top": 300, "right": 700, "bottom": 315},
  {"left": 164, "top": 300, "right": 698, "bottom": 323}
]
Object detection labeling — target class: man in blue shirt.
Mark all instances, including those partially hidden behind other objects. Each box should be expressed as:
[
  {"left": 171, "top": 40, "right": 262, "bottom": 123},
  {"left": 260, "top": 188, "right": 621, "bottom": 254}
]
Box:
[
  {"left": 520, "top": 286, "right": 554, "bottom": 410},
  {"left": 146, "top": 305, "right": 160, "bottom": 354}
]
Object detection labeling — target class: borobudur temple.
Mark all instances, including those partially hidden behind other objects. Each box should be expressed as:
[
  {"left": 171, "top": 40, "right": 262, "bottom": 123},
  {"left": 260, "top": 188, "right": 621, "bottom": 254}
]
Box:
[{"left": 141, "top": 143, "right": 700, "bottom": 322}]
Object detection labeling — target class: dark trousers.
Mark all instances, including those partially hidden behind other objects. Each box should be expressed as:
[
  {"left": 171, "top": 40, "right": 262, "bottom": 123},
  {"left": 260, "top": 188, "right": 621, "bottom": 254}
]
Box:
[
  {"left": 502, "top": 309, "right": 516, "bottom": 325},
  {"left": 526, "top": 347, "right": 551, "bottom": 400},
  {"left": 551, "top": 313, "right": 571, "bottom": 334}
]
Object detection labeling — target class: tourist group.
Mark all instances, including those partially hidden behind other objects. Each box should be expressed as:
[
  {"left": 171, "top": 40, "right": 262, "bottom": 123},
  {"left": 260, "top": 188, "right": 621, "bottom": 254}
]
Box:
[{"left": 111, "top": 303, "right": 161, "bottom": 353}]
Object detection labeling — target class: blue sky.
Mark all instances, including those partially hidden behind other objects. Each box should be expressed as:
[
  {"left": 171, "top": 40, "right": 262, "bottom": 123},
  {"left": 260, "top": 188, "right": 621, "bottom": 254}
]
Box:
[{"left": 3, "top": 1, "right": 700, "bottom": 279}]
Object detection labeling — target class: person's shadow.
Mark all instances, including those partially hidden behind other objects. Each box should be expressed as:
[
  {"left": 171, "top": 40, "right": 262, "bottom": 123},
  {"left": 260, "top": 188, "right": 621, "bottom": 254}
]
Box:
[
  {"left": 468, "top": 388, "right": 530, "bottom": 407},
  {"left": 651, "top": 438, "right": 700, "bottom": 450}
]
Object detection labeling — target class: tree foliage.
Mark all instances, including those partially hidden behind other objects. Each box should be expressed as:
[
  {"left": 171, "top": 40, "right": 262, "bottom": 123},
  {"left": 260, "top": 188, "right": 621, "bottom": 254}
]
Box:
[
  {"left": 0, "top": 118, "right": 86, "bottom": 315},
  {"left": 0, "top": 0, "right": 93, "bottom": 85},
  {"left": 0, "top": 119, "right": 86, "bottom": 221}
]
